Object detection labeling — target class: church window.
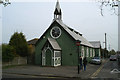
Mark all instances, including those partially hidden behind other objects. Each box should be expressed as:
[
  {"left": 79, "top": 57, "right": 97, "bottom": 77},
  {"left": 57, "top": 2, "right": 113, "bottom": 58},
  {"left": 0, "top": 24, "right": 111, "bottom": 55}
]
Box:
[{"left": 50, "top": 26, "right": 61, "bottom": 39}]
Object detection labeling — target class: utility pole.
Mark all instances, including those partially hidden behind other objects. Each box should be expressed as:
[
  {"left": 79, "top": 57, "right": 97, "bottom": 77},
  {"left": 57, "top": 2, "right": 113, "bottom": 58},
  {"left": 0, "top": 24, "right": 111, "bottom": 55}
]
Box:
[
  {"left": 105, "top": 33, "right": 107, "bottom": 58},
  {"left": 109, "top": 44, "right": 110, "bottom": 51},
  {"left": 76, "top": 40, "right": 81, "bottom": 74},
  {"left": 103, "top": 42, "right": 105, "bottom": 59}
]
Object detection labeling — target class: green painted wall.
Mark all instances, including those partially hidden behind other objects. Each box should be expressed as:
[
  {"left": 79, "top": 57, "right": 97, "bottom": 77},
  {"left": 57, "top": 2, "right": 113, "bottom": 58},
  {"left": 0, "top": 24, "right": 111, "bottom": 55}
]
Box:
[
  {"left": 87, "top": 47, "right": 91, "bottom": 62},
  {"left": 35, "top": 21, "right": 97, "bottom": 66},
  {"left": 57, "top": 25, "right": 78, "bottom": 66},
  {"left": 84, "top": 47, "right": 87, "bottom": 57},
  {"left": 89, "top": 47, "right": 90, "bottom": 57},
  {"left": 35, "top": 21, "right": 80, "bottom": 66},
  {"left": 95, "top": 48, "right": 100, "bottom": 57}
]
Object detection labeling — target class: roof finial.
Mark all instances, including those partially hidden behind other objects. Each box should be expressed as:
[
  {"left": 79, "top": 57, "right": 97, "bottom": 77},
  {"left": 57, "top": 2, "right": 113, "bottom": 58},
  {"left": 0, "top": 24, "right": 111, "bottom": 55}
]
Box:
[
  {"left": 54, "top": 0, "right": 62, "bottom": 20},
  {"left": 55, "top": 0, "right": 61, "bottom": 12}
]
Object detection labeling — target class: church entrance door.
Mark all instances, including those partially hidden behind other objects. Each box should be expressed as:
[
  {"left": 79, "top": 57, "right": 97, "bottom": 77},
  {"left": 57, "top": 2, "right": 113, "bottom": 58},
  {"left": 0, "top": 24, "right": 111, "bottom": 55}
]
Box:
[{"left": 46, "top": 49, "right": 52, "bottom": 66}]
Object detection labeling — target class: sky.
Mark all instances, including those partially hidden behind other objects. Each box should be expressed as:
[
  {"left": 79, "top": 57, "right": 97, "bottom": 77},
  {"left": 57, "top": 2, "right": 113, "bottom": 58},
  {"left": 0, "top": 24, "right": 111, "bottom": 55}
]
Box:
[{"left": 1, "top": 0, "right": 118, "bottom": 51}]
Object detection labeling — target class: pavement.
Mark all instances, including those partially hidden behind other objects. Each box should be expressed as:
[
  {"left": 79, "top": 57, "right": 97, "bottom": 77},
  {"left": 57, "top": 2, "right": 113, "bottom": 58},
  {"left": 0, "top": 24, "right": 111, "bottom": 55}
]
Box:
[{"left": 2, "top": 59, "right": 108, "bottom": 79}]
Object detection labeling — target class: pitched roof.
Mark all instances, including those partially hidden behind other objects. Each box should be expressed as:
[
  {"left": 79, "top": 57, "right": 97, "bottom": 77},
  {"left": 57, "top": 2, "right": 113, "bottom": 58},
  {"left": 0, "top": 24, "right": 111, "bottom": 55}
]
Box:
[
  {"left": 27, "top": 38, "right": 38, "bottom": 45},
  {"left": 48, "top": 37, "right": 61, "bottom": 50},
  {"left": 52, "top": 19, "right": 93, "bottom": 47},
  {"left": 89, "top": 41, "right": 101, "bottom": 48}
]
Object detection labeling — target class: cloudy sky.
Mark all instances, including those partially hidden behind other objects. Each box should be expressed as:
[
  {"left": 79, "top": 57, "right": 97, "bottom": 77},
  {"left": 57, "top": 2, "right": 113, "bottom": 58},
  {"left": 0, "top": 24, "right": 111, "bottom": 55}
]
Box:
[{"left": 1, "top": 0, "right": 118, "bottom": 51}]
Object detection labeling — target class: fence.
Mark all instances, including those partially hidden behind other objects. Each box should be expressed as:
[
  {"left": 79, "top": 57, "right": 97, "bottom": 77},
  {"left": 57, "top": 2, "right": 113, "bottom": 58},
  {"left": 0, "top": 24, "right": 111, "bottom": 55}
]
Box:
[{"left": 2, "top": 57, "right": 27, "bottom": 67}]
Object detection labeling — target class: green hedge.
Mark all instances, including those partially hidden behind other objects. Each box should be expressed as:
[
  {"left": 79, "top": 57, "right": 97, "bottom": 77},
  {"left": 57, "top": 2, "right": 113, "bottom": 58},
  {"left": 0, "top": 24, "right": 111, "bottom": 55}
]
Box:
[{"left": 2, "top": 44, "right": 15, "bottom": 62}]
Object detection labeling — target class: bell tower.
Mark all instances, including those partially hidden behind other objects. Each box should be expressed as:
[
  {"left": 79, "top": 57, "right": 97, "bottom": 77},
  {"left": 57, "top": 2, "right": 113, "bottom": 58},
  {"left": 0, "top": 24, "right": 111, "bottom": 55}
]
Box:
[{"left": 54, "top": 0, "right": 62, "bottom": 20}]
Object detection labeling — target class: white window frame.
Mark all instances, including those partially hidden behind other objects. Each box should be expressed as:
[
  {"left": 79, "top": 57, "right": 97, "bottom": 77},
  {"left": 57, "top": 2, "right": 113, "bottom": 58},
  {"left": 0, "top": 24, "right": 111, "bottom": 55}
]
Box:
[
  {"left": 50, "top": 27, "right": 62, "bottom": 39},
  {"left": 93, "top": 49, "right": 95, "bottom": 57},
  {"left": 54, "top": 51, "right": 61, "bottom": 67},
  {"left": 86, "top": 47, "right": 89, "bottom": 57},
  {"left": 90, "top": 48, "right": 92, "bottom": 57},
  {"left": 81, "top": 46, "right": 84, "bottom": 59},
  {"left": 99, "top": 49, "right": 100, "bottom": 57}
]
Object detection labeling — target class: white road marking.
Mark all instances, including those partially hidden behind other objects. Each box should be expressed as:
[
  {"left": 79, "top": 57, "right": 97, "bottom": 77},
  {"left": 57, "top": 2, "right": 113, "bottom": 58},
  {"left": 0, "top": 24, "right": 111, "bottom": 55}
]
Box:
[{"left": 110, "top": 68, "right": 120, "bottom": 74}]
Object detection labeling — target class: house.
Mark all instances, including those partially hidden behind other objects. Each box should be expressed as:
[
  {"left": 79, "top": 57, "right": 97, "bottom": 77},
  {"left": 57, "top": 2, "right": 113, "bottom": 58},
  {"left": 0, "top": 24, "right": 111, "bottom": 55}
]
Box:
[
  {"left": 27, "top": 38, "right": 38, "bottom": 64},
  {"left": 28, "top": 38, "right": 38, "bottom": 45},
  {"left": 89, "top": 41, "right": 101, "bottom": 57},
  {"left": 27, "top": 38, "right": 38, "bottom": 54},
  {"left": 35, "top": 1, "right": 96, "bottom": 67}
]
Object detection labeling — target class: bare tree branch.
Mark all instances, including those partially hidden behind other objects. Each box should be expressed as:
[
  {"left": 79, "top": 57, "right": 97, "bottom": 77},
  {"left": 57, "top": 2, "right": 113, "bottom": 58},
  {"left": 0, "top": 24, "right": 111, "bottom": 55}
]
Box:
[
  {"left": 0, "top": 0, "right": 10, "bottom": 7},
  {"left": 99, "top": 0, "right": 119, "bottom": 16}
]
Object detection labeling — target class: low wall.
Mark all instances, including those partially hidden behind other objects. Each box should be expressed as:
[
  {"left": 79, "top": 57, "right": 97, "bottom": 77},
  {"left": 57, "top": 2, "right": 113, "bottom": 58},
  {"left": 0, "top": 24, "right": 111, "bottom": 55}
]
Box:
[{"left": 3, "top": 57, "right": 27, "bottom": 67}]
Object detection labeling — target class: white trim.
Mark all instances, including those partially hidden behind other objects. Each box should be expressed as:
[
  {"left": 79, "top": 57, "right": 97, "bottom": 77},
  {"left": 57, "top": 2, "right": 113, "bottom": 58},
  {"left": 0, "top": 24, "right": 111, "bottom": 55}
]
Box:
[
  {"left": 81, "top": 46, "right": 84, "bottom": 59},
  {"left": 50, "top": 26, "right": 62, "bottom": 39},
  {"left": 93, "top": 49, "right": 95, "bottom": 57},
  {"left": 99, "top": 49, "right": 100, "bottom": 57},
  {"left": 90, "top": 48, "right": 92, "bottom": 57},
  {"left": 54, "top": 51, "right": 61, "bottom": 66},
  {"left": 42, "top": 44, "right": 53, "bottom": 66},
  {"left": 86, "top": 47, "right": 89, "bottom": 57},
  {"left": 42, "top": 50, "right": 45, "bottom": 66}
]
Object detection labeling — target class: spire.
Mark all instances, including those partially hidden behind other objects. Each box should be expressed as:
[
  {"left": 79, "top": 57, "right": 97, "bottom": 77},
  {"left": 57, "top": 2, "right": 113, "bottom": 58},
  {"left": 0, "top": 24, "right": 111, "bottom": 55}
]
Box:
[
  {"left": 55, "top": 0, "right": 61, "bottom": 13},
  {"left": 54, "top": 0, "right": 62, "bottom": 20}
]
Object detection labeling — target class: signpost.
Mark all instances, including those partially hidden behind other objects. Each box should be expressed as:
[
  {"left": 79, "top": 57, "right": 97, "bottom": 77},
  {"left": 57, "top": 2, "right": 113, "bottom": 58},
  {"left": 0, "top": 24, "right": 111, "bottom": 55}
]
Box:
[{"left": 76, "top": 40, "right": 81, "bottom": 74}]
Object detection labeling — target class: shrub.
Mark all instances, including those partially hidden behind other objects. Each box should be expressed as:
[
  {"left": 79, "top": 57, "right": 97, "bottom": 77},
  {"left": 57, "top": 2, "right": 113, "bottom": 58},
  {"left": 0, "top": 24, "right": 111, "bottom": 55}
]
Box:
[{"left": 2, "top": 44, "right": 15, "bottom": 62}]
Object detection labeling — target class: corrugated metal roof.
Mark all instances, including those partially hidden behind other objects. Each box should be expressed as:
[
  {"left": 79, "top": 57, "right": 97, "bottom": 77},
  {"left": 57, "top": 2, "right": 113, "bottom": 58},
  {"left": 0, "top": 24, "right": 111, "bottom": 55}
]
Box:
[
  {"left": 89, "top": 41, "right": 101, "bottom": 48},
  {"left": 48, "top": 37, "right": 61, "bottom": 50},
  {"left": 54, "top": 19, "right": 93, "bottom": 47}
]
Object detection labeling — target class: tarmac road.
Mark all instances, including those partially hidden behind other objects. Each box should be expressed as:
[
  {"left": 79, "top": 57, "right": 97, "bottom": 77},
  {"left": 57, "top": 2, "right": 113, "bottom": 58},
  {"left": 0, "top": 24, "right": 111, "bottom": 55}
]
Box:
[
  {"left": 2, "top": 73, "right": 69, "bottom": 80},
  {"left": 93, "top": 59, "right": 120, "bottom": 79},
  {"left": 2, "top": 59, "right": 120, "bottom": 80}
]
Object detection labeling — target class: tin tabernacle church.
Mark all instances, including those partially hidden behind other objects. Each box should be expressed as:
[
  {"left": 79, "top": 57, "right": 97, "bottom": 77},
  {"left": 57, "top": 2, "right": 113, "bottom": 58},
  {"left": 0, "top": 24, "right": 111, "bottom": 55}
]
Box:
[{"left": 34, "top": 0, "right": 101, "bottom": 67}]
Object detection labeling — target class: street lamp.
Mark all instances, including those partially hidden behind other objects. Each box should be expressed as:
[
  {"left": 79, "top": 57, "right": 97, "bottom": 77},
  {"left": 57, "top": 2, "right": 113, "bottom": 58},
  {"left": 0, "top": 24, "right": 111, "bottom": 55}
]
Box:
[{"left": 76, "top": 40, "right": 81, "bottom": 74}]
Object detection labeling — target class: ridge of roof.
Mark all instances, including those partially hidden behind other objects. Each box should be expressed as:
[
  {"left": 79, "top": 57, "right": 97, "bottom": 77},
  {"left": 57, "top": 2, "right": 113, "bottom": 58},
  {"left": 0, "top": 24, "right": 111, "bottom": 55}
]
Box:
[
  {"left": 54, "top": 19, "right": 93, "bottom": 47},
  {"left": 89, "top": 41, "right": 100, "bottom": 43}
]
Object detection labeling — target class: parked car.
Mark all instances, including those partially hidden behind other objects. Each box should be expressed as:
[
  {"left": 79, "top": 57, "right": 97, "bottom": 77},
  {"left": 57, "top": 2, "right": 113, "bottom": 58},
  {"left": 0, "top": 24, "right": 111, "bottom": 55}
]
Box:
[
  {"left": 109, "top": 55, "right": 117, "bottom": 61},
  {"left": 117, "top": 54, "right": 120, "bottom": 65},
  {"left": 90, "top": 57, "right": 102, "bottom": 65}
]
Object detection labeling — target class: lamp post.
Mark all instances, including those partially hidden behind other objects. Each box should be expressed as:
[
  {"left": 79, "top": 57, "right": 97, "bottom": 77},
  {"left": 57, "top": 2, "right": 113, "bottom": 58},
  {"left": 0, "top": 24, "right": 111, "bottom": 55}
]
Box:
[{"left": 76, "top": 40, "right": 81, "bottom": 74}]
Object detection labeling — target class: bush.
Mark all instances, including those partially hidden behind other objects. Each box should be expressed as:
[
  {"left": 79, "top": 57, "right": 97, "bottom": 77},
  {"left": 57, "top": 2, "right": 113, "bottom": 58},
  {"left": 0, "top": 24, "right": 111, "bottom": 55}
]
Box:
[{"left": 2, "top": 44, "right": 15, "bottom": 62}]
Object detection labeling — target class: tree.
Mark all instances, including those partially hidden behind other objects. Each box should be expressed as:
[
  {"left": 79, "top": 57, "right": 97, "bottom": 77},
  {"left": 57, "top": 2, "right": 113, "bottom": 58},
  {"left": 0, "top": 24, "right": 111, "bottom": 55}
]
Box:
[
  {"left": 98, "top": 0, "right": 119, "bottom": 16},
  {"left": 0, "top": 44, "right": 2, "bottom": 61},
  {"left": 109, "top": 49, "right": 116, "bottom": 55},
  {"left": 0, "top": 0, "right": 10, "bottom": 7},
  {"left": 9, "top": 32, "right": 28, "bottom": 57},
  {"left": 101, "top": 48, "right": 109, "bottom": 58},
  {"left": 2, "top": 44, "right": 15, "bottom": 62}
]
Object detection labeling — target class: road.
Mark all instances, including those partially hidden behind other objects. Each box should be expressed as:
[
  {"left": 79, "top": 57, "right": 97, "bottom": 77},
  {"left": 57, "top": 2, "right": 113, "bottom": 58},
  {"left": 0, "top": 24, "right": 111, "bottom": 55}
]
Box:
[
  {"left": 2, "top": 59, "right": 120, "bottom": 80},
  {"left": 2, "top": 73, "right": 69, "bottom": 80},
  {"left": 91, "top": 59, "right": 120, "bottom": 79}
]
